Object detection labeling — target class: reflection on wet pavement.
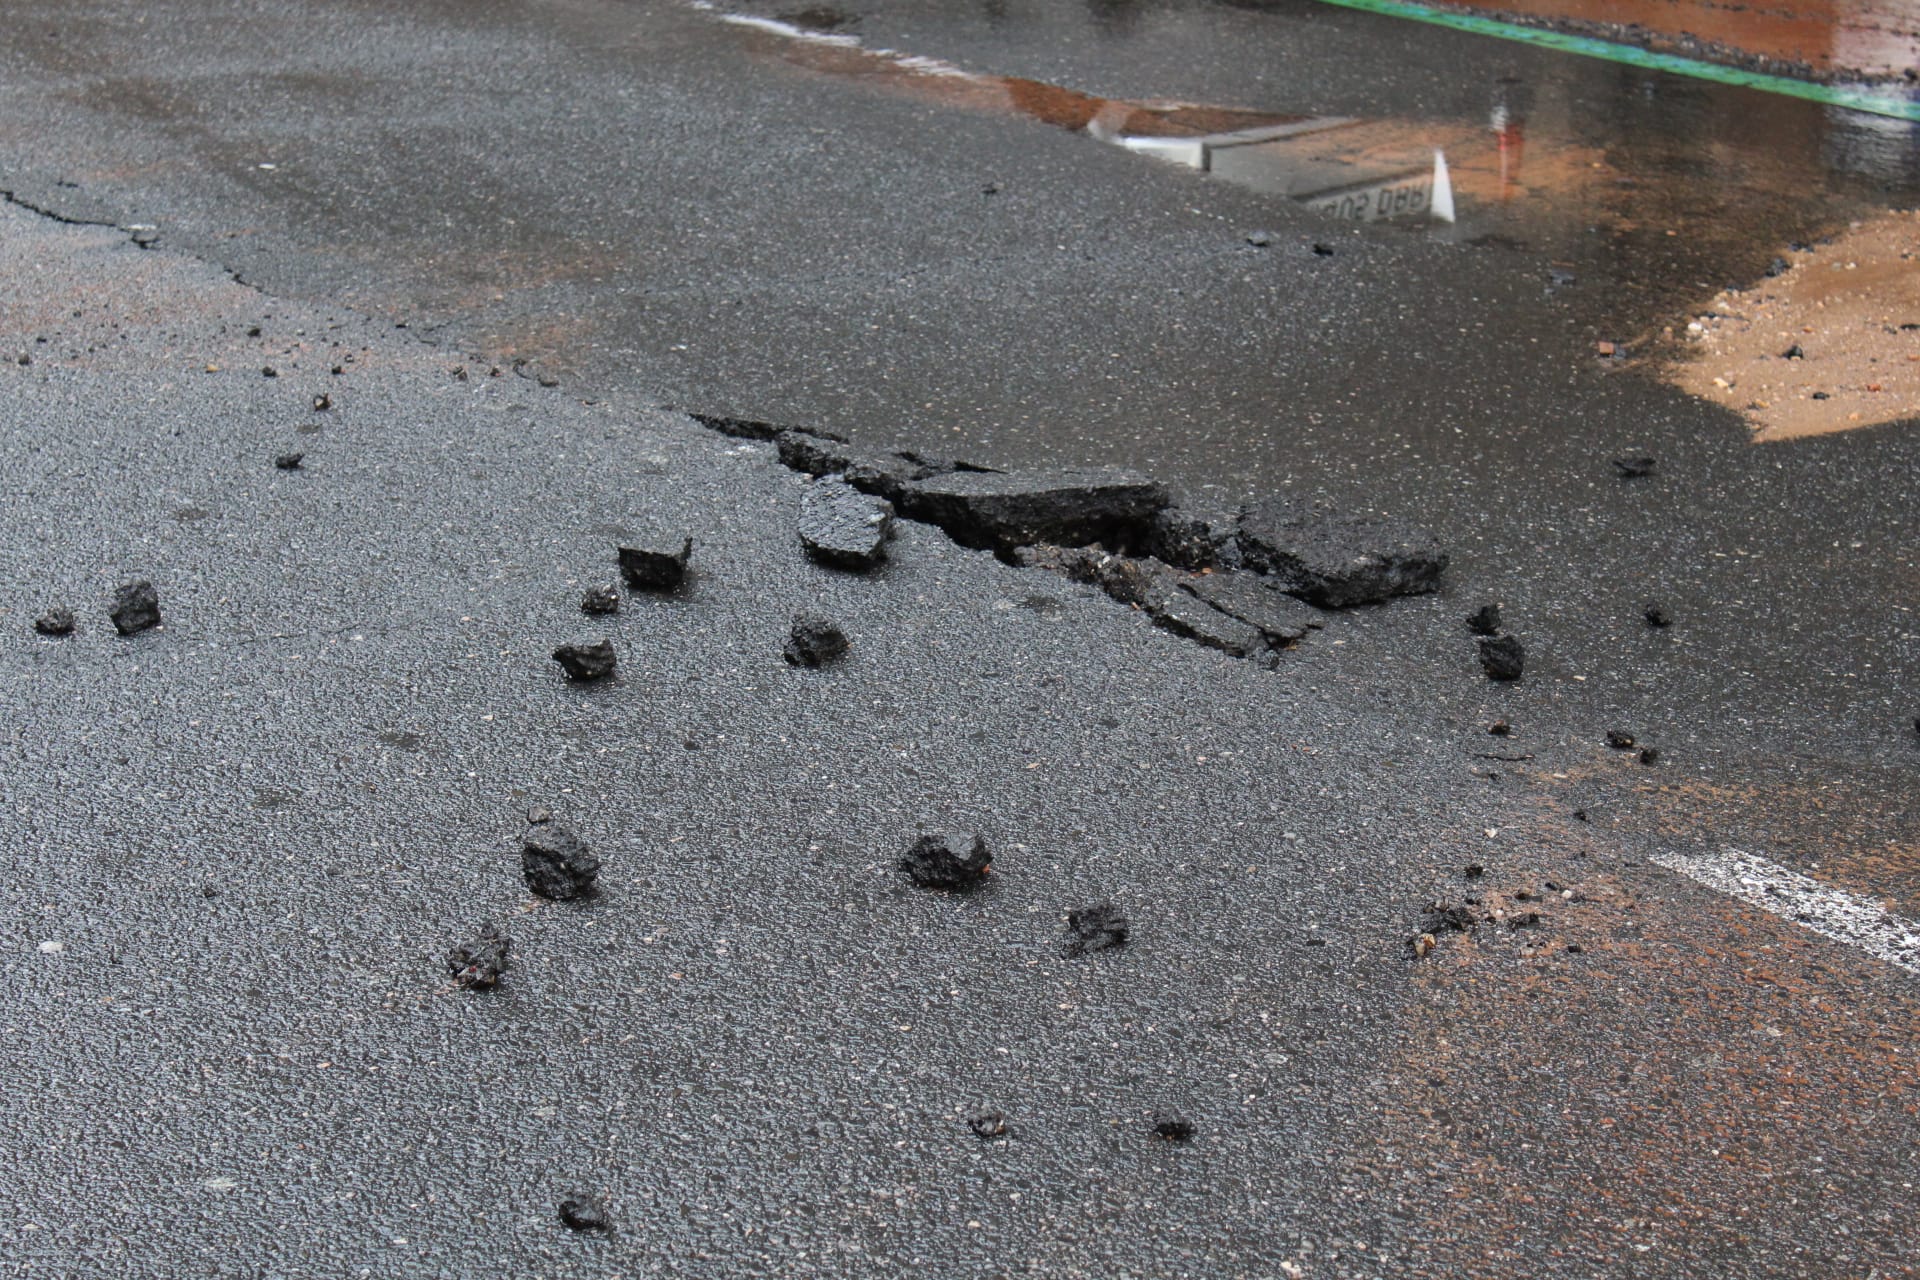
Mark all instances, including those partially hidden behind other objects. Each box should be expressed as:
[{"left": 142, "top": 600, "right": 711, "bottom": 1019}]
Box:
[{"left": 694, "top": 0, "right": 1920, "bottom": 441}]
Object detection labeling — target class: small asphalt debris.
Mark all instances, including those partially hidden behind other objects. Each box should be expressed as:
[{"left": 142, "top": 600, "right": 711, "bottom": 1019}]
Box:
[
  {"left": 1645, "top": 602, "right": 1673, "bottom": 627},
  {"left": 1639, "top": 747, "right": 1661, "bottom": 766},
  {"left": 1423, "top": 903, "right": 1476, "bottom": 933},
  {"left": 1464, "top": 864, "right": 1485, "bottom": 879},
  {"left": 1606, "top": 730, "right": 1636, "bottom": 750},
  {"left": 1765, "top": 256, "right": 1790, "bottom": 277},
  {"left": 1065, "top": 903, "right": 1129, "bottom": 956},
  {"left": 1488, "top": 720, "right": 1512, "bottom": 736},
  {"left": 1236, "top": 501, "right": 1447, "bottom": 607},
  {"left": 32, "top": 606, "right": 75, "bottom": 636},
  {"left": 899, "top": 831, "right": 992, "bottom": 890},
  {"left": 312, "top": 393, "right": 331, "bottom": 411},
  {"left": 447, "top": 923, "right": 511, "bottom": 988},
  {"left": 1573, "top": 808, "right": 1590, "bottom": 822},
  {"left": 1477, "top": 634, "right": 1524, "bottom": 681},
  {"left": 1612, "top": 455, "right": 1658, "bottom": 478},
  {"left": 798, "top": 475, "right": 894, "bottom": 570},
  {"left": 968, "top": 1110, "right": 1008, "bottom": 1139},
  {"left": 108, "top": 580, "right": 160, "bottom": 635},
  {"left": 1151, "top": 1111, "right": 1196, "bottom": 1141},
  {"left": 261, "top": 366, "right": 277, "bottom": 377},
  {"left": 1508, "top": 911, "right": 1543, "bottom": 931},
  {"left": 522, "top": 822, "right": 601, "bottom": 900},
  {"left": 1311, "top": 242, "right": 1335, "bottom": 256},
  {"left": 527, "top": 806, "right": 554, "bottom": 825},
  {"left": 273, "top": 452, "right": 304, "bottom": 470},
  {"left": 1812, "top": 390, "right": 1831, "bottom": 399},
  {"left": 580, "top": 583, "right": 620, "bottom": 615},
  {"left": 551, "top": 639, "right": 617, "bottom": 681},
  {"left": 1465, "top": 603, "right": 1502, "bottom": 636},
  {"left": 1246, "top": 230, "right": 1273, "bottom": 247},
  {"left": 1782, "top": 344, "right": 1805, "bottom": 359},
  {"left": 557, "top": 1193, "right": 611, "bottom": 1232},
  {"left": 617, "top": 536, "right": 692, "bottom": 591},
  {"left": 783, "top": 612, "right": 848, "bottom": 666}
]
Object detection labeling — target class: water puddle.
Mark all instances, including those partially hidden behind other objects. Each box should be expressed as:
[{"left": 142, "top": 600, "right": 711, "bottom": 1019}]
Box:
[{"left": 692, "top": 1, "right": 1920, "bottom": 438}]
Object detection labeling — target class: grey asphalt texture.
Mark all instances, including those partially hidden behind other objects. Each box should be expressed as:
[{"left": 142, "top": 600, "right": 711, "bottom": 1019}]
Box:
[{"left": 3, "top": 1, "right": 1919, "bottom": 1276}]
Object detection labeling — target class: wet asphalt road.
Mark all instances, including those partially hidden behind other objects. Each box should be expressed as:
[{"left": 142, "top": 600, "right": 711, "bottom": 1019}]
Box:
[{"left": 2, "top": 1, "right": 1919, "bottom": 1276}]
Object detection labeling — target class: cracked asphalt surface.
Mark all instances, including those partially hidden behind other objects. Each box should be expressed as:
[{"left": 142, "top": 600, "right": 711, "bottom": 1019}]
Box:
[{"left": 2, "top": 2, "right": 1918, "bottom": 1276}]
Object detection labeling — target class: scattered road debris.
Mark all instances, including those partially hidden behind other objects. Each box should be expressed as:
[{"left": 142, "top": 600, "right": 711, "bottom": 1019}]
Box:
[
  {"left": 1465, "top": 603, "right": 1502, "bottom": 635},
  {"left": 1478, "top": 633, "right": 1524, "bottom": 680},
  {"left": 32, "top": 606, "right": 74, "bottom": 636},
  {"left": 617, "top": 536, "right": 692, "bottom": 590},
  {"left": 273, "top": 452, "right": 304, "bottom": 470},
  {"left": 551, "top": 639, "right": 617, "bottom": 681},
  {"left": 899, "top": 831, "right": 992, "bottom": 890},
  {"left": 447, "top": 924, "right": 511, "bottom": 988},
  {"left": 1644, "top": 602, "right": 1673, "bottom": 627},
  {"left": 522, "top": 822, "right": 601, "bottom": 900},
  {"left": 109, "top": 581, "right": 160, "bottom": 635},
  {"left": 1612, "top": 455, "right": 1657, "bottom": 478},
  {"left": 968, "top": 1110, "right": 1008, "bottom": 1139},
  {"left": 580, "top": 583, "right": 620, "bottom": 615},
  {"left": 557, "top": 1193, "right": 611, "bottom": 1232},
  {"left": 1606, "top": 729, "right": 1636, "bottom": 750},
  {"left": 1151, "top": 1111, "right": 1195, "bottom": 1141},
  {"left": 783, "top": 612, "right": 848, "bottom": 666},
  {"left": 1065, "top": 902, "right": 1129, "bottom": 955}
]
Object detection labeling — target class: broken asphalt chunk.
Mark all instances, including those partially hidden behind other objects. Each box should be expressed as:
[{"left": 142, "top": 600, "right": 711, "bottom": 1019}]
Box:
[
  {"left": 447, "top": 923, "right": 511, "bottom": 988},
  {"left": 1639, "top": 747, "right": 1661, "bottom": 766},
  {"left": 968, "top": 1110, "right": 1008, "bottom": 1139},
  {"left": 1151, "top": 1111, "right": 1195, "bottom": 1141},
  {"left": 523, "top": 823, "right": 601, "bottom": 900},
  {"left": 617, "top": 536, "right": 692, "bottom": 591},
  {"left": 273, "top": 452, "right": 304, "bottom": 470},
  {"left": 1612, "top": 455, "right": 1657, "bottom": 479},
  {"left": 1605, "top": 729, "right": 1636, "bottom": 750},
  {"left": 109, "top": 581, "right": 161, "bottom": 635},
  {"left": 1142, "top": 497, "right": 1240, "bottom": 570},
  {"left": 1235, "top": 501, "right": 1447, "bottom": 607},
  {"left": 898, "top": 468, "right": 1168, "bottom": 555},
  {"left": 1423, "top": 903, "right": 1476, "bottom": 934},
  {"left": 1181, "top": 571, "right": 1325, "bottom": 645},
  {"left": 32, "top": 607, "right": 75, "bottom": 637},
  {"left": 580, "top": 583, "right": 620, "bottom": 615},
  {"left": 899, "top": 832, "right": 992, "bottom": 890},
  {"left": 1644, "top": 602, "right": 1673, "bottom": 628},
  {"left": 783, "top": 612, "right": 848, "bottom": 666},
  {"left": 557, "top": 1193, "right": 611, "bottom": 1232},
  {"left": 799, "top": 476, "right": 894, "bottom": 570},
  {"left": 1477, "top": 634, "right": 1524, "bottom": 681},
  {"left": 552, "top": 639, "right": 617, "bottom": 681},
  {"left": 1065, "top": 903, "right": 1129, "bottom": 956},
  {"left": 1465, "top": 603, "right": 1502, "bottom": 636},
  {"left": 1149, "top": 589, "right": 1270, "bottom": 659}
]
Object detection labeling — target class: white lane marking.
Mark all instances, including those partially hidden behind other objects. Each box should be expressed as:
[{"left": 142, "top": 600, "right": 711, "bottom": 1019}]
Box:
[{"left": 1654, "top": 847, "right": 1920, "bottom": 976}]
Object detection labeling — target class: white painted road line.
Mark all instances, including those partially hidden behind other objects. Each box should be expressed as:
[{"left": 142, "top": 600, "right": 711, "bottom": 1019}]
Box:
[{"left": 1654, "top": 847, "right": 1920, "bottom": 976}]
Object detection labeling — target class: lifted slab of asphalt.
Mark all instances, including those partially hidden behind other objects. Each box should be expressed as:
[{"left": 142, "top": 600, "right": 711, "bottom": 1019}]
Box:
[{"left": 4, "top": 189, "right": 1919, "bottom": 1277}]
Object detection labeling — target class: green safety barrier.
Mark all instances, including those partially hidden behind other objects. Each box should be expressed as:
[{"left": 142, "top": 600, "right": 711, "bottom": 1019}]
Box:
[{"left": 1311, "top": 0, "right": 1920, "bottom": 122}]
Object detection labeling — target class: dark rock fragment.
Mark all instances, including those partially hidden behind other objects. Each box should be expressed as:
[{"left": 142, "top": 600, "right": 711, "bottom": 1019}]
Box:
[
  {"left": 312, "top": 393, "right": 331, "bottom": 411},
  {"left": 1612, "top": 455, "right": 1657, "bottom": 478},
  {"left": 1639, "top": 747, "right": 1660, "bottom": 766},
  {"left": 799, "top": 476, "right": 894, "bottom": 570},
  {"left": 899, "top": 832, "right": 991, "bottom": 890},
  {"left": 617, "top": 537, "right": 692, "bottom": 591},
  {"left": 1781, "top": 343, "right": 1804, "bottom": 359},
  {"left": 552, "top": 639, "right": 617, "bottom": 681},
  {"left": 1478, "top": 634, "right": 1524, "bottom": 681},
  {"left": 1423, "top": 903, "right": 1476, "bottom": 933},
  {"left": 557, "top": 1193, "right": 611, "bottom": 1232},
  {"left": 33, "top": 607, "right": 75, "bottom": 637},
  {"left": 1311, "top": 242, "right": 1335, "bottom": 256},
  {"left": 1245, "top": 230, "right": 1273, "bottom": 248},
  {"left": 261, "top": 366, "right": 278, "bottom": 378},
  {"left": 580, "top": 583, "right": 620, "bottom": 615},
  {"left": 1765, "top": 256, "right": 1789, "bottom": 277},
  {"left": 1065, "top": 903, "right": 1129, "bottom": 956},
  {"left": 1236, "top": 501, "right": 1447, "bottom": 606},
  {"left": 273, "top": 452, "right": 304, "bottom": 470},
  {"left": 1605, "top": 730, "right": 1636, "bottom": 750},
  {"left": 1812, "top": 391, "right": 1830, "bottom": 400},
  {"left": 447, "top": 923, "right": 511, "bottom": 988},
  {"left": 1464, "top": 864, "right": 1485, "bottom": 879},
  {"left": 776, "top": 431, "right": 931, "bottom": 504},
  {"left": 1466, "top": 603, "right": 1502, "bottom": 635},
  {"left": 1488, "top": 720, "right": 1512, "bottom": 736},
  {"left": 783, "top": 612, "right": 848, "bottom": 666},
  {"left": 1182, "top": 571, "right": 1324, "bottom": 644},
  {"left": 968, "top": 1110, "right": 1007, "bottom": 1139},
  {"left": 109, "top": 581, "right": 161, "bottom": 635},
  {"left": 898, "top": 468, "right": 1168, "bottom": 555},
  {"left": 1644, "top": 602, "right": 1672, "bottom": 627},
  {"left": 523, "top": 823, "right": 601, "bottom": 899},
  {"left": 1151, "top": 1111, "right": 1195, "bottom": 1141}
]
